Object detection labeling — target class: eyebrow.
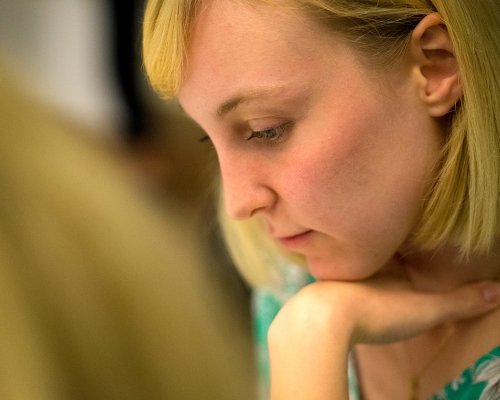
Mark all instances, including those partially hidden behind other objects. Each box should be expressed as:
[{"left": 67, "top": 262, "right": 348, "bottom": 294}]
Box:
[
  {"left": 216, "top": 87, "right": 286, "bottom": 118},
  {"left": 217, "top": 96, "right": 246, "bottom": 117}
]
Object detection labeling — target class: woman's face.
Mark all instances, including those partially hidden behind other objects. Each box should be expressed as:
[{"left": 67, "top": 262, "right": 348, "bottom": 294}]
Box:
[{"left": 178, "top": 1, "right": 443, "bottom": 280}]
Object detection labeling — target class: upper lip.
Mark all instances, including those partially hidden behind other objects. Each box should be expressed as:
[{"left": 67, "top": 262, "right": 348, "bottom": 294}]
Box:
[{"left": 264, "top": 219, "right": 311, "bottom": 239}]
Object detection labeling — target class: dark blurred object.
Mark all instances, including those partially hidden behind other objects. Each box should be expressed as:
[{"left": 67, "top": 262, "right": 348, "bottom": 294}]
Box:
[
  {"left": 106, "top": 0, "right": 253, "bottom": 330},
  {"left": 108, "top": 0, "right": 148, "bottom": 143}
]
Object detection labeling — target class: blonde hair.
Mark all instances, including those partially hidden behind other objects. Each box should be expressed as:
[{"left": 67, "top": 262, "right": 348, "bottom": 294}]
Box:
[{"left": 143, "top": 0, "right": 500, "bottom": 285}]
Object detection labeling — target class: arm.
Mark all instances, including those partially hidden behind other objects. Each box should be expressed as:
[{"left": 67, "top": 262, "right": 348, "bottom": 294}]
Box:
[
  {"left": 268, "top": 278, "right": 500, "bottom": 400},
  {"left": 268, "top": 283, "right": 352, "bottom": 399}
]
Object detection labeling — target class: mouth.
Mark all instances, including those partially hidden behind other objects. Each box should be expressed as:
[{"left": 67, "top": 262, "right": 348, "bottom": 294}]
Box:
[{"left": 277, "top": 230, "right": 314, "bottom": 249}]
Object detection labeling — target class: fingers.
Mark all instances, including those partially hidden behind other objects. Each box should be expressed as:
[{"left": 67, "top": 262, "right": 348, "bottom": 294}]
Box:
[
  {"left": 353, "top": 280, "right": 500, "bottom": 345},
  {"left": 272, "top": 278, "right": 500, "bottom": 348},
  {"left": 431, "top": 281, "right": 500, "bottom": 324}
]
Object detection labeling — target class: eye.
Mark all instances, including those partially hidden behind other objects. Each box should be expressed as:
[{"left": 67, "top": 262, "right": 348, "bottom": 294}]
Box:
[{"left": 246, "top": 122, "right": 292, "bottom": 145}]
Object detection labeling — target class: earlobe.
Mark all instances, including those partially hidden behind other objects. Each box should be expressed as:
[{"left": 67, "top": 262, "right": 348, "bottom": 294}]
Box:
[{"left": 411, "top": 13, "right": 462, "bottom": 117}]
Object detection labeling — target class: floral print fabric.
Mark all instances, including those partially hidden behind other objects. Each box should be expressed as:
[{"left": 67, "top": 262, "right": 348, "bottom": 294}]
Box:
[{"left": 431, "top": 347, "right": 500, "bottom": 400}]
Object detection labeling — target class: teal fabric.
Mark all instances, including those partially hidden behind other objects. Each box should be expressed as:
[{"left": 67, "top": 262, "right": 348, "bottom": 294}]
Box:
[
  {"left": 430, "top": 346, "right": 500, "bottom": 400},
  {"left": 252, "top": 262, "right": 500, "bottom": 400}
]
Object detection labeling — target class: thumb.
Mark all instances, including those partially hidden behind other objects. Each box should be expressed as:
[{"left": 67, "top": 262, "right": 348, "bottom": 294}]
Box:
[
  {"left": 357, "top": 280, "right": 500, "bottom": 345},
  {"left": 430, "top": 281, "right": 500, "bottom": 325}
]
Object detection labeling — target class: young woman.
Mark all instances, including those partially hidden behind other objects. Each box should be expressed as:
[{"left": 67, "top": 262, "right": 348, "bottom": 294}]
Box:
[{"left": 142, "top": 0, "right": 500, "bottom": 398}]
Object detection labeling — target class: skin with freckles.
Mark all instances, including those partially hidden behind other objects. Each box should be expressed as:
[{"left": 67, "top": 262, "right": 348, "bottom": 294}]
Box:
[
  {"left": 174, "top": 1, "right": 500, "bottom": 399},
  {"left": 178, "top": 1, "right": 442, "bottom": 282}
]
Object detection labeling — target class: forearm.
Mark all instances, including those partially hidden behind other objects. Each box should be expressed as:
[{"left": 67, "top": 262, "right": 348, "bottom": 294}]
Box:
[
  {"left": 269, "top": 333, "right": 350, "bottom": 400},
  {"left": 268, "top": 284, "right": 353, "bottom": 400}
]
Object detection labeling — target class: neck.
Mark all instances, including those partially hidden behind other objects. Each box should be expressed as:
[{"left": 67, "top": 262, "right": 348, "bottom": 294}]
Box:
[
  {"left": 355, "top": 239, "right": 500, "bottom": 400},
  {"left": 398, "top": 239, "right": 500, "bottom": 293}
]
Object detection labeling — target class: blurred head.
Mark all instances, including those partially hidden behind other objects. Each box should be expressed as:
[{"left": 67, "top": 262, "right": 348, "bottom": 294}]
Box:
[
  {"left": 0, "top": 61, "right": 256, "bottom": 399},
  {"left": 143, "top": 0, "right": 500, "bottom": 284}
]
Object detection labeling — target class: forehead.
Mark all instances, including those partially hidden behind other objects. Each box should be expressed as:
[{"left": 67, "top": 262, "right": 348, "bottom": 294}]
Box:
[{"left": 178, "top": 0, "right": 348, "bottom": 112}]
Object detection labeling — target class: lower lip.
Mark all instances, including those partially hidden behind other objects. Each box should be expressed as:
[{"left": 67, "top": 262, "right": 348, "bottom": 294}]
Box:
[{"left": 278, "top": 230, "right": 313, "bottom": 249}]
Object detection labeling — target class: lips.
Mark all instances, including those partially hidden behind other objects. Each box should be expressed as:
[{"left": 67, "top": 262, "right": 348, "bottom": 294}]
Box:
[{"left": 277, "top": 230, "right": 313, "bottom": 249}]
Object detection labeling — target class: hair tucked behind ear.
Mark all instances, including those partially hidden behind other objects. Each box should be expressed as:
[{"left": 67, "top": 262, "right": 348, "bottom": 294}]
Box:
[
  {"left": 143, "top": 0, "right": 500, "bottom": 285},
  {"left": 412, "top": 0, "right": 500, "bottom": 255}
]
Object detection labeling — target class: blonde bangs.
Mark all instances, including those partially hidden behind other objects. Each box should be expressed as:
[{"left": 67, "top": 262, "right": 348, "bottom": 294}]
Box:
[{"left": 142, "top": 0, "right": 201, "bottom": 98}]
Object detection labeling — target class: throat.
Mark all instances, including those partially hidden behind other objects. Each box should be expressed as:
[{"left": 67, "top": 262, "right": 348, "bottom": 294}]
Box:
[
  {"left": 403, "top": 323, "right": 456, "bottom": 400},
  {"left": 398, "top": 241, "right": 500, "bottom": 292},
  {"left": 355, "top": 311, "right": 500, "bottom": 400},
  {"left": 355, "top": 241, "right": 500, "bottom": 400}
]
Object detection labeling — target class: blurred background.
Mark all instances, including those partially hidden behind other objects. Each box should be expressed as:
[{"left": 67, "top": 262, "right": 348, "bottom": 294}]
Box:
[
  {"left": 0, "top": 0, "right": 217, "bottom": 200},
  {"left": 0, "top": 0, "right": 256, "bottom": 398}
]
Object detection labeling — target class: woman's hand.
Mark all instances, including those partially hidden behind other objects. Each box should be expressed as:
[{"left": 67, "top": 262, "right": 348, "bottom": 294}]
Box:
[{"left": 268, "top": 274, "right": 500, "bottom": 400}]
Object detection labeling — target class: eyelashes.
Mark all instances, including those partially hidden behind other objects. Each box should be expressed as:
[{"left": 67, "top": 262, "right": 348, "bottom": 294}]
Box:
[
  {"left": 246, "top": 122, "right": 292, "bottom": 145},
  {"left": 198, "top": 121, "right": 293, "bottom": 146}
]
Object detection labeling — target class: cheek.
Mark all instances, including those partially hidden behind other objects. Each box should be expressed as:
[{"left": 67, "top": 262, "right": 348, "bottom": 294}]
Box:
[
  {"left": 284, "top": 98, "right": 385, "bottom": 219},
  {"left": 282, "top": 136, "right": 373, "bottom": 231},
  {"left": 279, "top": 92, "right": 438, "bottom": 247}
]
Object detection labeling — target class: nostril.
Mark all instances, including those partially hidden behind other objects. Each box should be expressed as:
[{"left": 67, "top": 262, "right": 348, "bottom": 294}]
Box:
[
  {"left": 249, "top": 205, "right": 267, "bottom": 218},
  {"left": 226, "top": 186, "right": 277, "bottom": 220},
  {"left": 223, "top": 185, "right": 276, "bottom": 221},
  {"left": 219, "top": 156, "right": 276, "bottom": 220}
]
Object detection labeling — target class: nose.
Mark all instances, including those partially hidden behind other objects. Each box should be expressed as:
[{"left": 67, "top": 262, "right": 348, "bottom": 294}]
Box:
[{"left": 219, "top": 152, "right": 276, "bottom": 220}]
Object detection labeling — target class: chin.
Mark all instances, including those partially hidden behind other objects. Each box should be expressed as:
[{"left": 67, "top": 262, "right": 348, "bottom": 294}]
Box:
[{"left": 306, "top": 256, "right": 378, "bottom": 281}]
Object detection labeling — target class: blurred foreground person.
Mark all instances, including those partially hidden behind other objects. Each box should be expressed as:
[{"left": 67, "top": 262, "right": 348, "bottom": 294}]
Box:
[{"left": 0, "top": 64, "right": 255, "bottom": 399}]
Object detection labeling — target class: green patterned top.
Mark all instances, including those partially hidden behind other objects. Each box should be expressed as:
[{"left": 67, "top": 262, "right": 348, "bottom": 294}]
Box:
[
  {"left": 252, "top": 262, "right": 500, "bottom": 400},
  {"left": 430, "top": 346, "right": 500, "bottom": 400}
]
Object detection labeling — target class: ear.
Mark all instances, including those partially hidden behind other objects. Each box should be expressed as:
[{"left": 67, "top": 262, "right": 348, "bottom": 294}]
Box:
[{"left": 410, "top": 13, "right": 462, "bottom": 117}]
